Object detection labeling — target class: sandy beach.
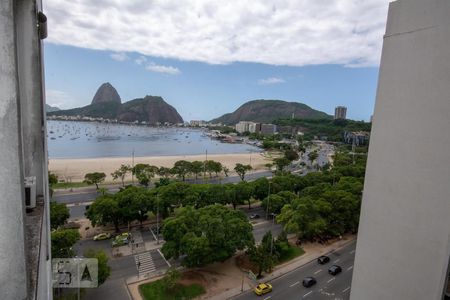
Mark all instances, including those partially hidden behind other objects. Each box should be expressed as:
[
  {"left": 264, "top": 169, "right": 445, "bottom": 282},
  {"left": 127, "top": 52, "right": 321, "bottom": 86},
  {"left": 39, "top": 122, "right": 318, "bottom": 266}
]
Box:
[{"left": 49, "top": 152, "right": 271, "bottom": 182}]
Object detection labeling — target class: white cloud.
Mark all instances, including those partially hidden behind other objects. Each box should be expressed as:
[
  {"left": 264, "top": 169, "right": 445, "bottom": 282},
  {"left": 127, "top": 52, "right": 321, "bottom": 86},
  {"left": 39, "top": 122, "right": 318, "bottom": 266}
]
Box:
[
  {"left": 135, "top": 56, "right": 147, "bottom": 65},
  {"left": 46, "top": 89, "right": 77, "bottom": 109},
  {"left": 258, "top": 77, "right": 285, "bottom": 85},
  {"left": 145, "top": 63, "right": 181, "bottom": 75},
  {"left": 110, "top": 52, "right": 129, "bottom": 61},
  {"left": 44, "top": 0, "right": 389, "bottom": 67}
]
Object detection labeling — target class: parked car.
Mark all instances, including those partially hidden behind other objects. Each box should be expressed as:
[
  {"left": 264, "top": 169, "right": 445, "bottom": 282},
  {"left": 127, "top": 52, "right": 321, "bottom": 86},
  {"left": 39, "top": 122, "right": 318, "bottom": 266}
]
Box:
[
  {"left": 111, "top": 232, "right": 131, "bottom": 247},
  {"left": 254, "top": 283, "right": 272, "bottom": 296},
  {"left": 317, "top": 255, "right": 330, "bottom": 264},
  {"left": 93, "top": 233, "right": 111, "bottom": 241},
  {"left": 249, "top": 214, "right": 260, "bottom": 219},
  {"left": 328, "top": 265, "right": 342, "bottom": 276},
  {"left": 302, "top": 277, "right": 317, "bottom": 288}
]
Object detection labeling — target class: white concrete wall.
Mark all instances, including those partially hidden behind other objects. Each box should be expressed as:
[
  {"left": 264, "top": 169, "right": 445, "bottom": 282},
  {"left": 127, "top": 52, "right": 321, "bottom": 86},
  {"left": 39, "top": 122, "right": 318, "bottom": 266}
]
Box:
[
  {"left": 351, "top": 0, "right": 450, "bottom": 299},
  {"left": 0, "top": 1, "right": 29, "bottom": 299}
]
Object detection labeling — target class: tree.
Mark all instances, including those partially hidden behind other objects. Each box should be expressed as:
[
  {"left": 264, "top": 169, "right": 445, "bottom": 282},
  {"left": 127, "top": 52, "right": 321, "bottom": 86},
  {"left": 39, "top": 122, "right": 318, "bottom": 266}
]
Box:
[
  {"left": 223, "top": 167, "right": 230, "bottom": 177},
  {"left": 162, "top": 205, "right": 254, "bottom": 267},
  {"left": 51, "top": 229, "right": 80, "bottom": 258},
  {"left": 84, "top": 172, "right": 106, "bottom": 189},
  {"left": 49, "top": 172, "right": 58, "bottom": 185},
  {"left": 157, "top": 167, "right": 172, "bottom": 179},
  {"left": 205, "top": 160, "right": 222, "bottom": 178},
  {"left": 308, "top": 151, "right": 319, "bottom": 167},
  {"left": 111, "top": 164, "right": 131, "bottom": 186},
  {"left": 86, "top": 194, "right": 121, "bottom": 232},
  {"left": 249, "top": 231, "right": 276, "bottom": 277},
  {"left": 284, "top": 149, "right": 299, "bottom": 161},
  {"left": 171, "top": 160, "right": 192, "bottom": 181},
  {"left": 84, "top": 249, "right": 111, "bottom": 285},
  {"left": 273, "top": 157, "right": 290, "bottom": 172},
  {"left": 116, "top": 186, "right": 154, "bottom": 227},
  {"left": 50, "top": 201, "right": 70, "bottom": 230},
  {"left": 190, "top": 161, "right": 204, "bottom": 180},
  {"left": 234, "top": 163, "right": 252, "bottom": 181},
  {"left": 161, "top": 267, "right": 181, "bottom": 291},
  {"left": 132, "top": 164, "right": 158, "bottom": 186}
]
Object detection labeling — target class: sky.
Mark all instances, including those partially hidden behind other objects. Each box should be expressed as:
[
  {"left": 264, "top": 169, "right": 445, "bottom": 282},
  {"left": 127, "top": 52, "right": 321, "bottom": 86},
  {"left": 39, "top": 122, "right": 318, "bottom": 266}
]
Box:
[{"left": 43, "top": 0, "right": 390, "bottom": 122}]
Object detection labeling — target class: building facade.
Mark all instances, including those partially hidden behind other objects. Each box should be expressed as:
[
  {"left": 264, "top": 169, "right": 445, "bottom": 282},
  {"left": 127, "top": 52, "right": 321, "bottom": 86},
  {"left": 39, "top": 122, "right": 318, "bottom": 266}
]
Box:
[
  {"left": 0, "top": 1, "right": 52, "bottom": 299},
  {"left": 350, "top": 1, "right": 450, "bottom": 299},
  {"left": 334, "top": 106, "right": 347, "bottom": 119},
  {"left": 260, "top": 124, "right": 277, "bottom": 135}
]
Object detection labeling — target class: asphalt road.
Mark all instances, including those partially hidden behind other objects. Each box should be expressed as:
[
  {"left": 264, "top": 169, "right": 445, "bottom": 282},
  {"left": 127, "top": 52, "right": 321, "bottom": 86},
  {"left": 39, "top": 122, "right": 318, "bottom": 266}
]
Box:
[{"left": 234, "top": 240, "right": 356, "bottom": 300}]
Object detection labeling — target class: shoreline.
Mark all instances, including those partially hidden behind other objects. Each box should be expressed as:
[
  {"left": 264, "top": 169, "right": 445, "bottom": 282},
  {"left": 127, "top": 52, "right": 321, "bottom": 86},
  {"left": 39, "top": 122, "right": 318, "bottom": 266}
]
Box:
[{"left": 49, "top": 152, "right": 271, "bottom": 182}]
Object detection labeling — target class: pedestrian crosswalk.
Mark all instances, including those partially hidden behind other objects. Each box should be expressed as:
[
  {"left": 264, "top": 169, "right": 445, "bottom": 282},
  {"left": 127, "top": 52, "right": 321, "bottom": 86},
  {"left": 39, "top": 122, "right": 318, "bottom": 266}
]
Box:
[{"left": 134, "top": 251, "right": 156, "bottom": 278}]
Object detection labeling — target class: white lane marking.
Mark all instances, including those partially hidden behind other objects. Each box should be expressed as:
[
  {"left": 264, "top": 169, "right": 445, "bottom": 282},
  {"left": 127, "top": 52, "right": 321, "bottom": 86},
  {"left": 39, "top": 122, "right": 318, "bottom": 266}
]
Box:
[
  {"left": 327, "top": 277, "right": 335, "bottom": 283},
  {"left": 303, "top": 291, "right": 313, "bottom": 297},
  {"left": 347, "top": 265, "right": 353, "bottom": 271},
  {"left": 314, "top": 269, "right": 322, "bottom": 274},
  {"left": 350, "top": 250, "right": 355, "bottom": 254},
  {"left": 333, "top": 259, "right": 340, "bottom": 263},
  {"left": 342, "top": 287, "right": 351, "bottom": 293},
  {"left": 290, "top": 281, "right": 300, "bottom": 287},
  {"left": 263, "top": 297, "right": 271, "bottom": 300}
]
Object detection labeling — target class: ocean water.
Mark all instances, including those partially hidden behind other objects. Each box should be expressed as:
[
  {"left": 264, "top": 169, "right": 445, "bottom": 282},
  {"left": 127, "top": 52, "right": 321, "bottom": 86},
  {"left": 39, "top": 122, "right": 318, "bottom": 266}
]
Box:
[{"left": 47, "top": 121, "right": 260, "bottom": 159}]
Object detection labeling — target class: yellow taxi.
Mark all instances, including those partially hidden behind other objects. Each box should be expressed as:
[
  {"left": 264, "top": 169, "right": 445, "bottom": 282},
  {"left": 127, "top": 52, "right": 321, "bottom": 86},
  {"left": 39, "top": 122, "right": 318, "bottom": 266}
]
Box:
[{"left": 254, "top": 283, "right": 273, "bottom": 296}]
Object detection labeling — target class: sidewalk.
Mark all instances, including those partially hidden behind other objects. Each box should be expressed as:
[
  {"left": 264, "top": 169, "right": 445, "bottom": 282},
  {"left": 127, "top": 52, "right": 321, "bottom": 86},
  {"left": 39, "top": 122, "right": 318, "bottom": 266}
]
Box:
[{"left": 212, "top": 234, "right": 356, "bottom": 300}]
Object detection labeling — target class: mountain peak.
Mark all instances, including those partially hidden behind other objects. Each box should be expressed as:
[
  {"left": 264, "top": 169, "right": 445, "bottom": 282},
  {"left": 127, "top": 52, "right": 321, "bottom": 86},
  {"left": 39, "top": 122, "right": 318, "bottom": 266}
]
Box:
[
  {"left": 91, "top": 82, "right": 121, "bottom": 105},
  {"left": 210, "top": 99, "right": 331, "bottom": 124}
]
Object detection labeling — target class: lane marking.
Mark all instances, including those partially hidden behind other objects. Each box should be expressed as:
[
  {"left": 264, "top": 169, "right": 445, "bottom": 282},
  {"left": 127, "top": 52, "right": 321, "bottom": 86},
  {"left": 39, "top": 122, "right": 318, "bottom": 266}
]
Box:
[
  {"left": 342, "top": 287, "right": 351, "bottom": 293},
  {"left": 303, "top": 291, "right": 312, "bottom": 297},
  {"left": 350, "top": 250, "right": 355, "bottom": 254},
  {"left": 314, "top": 269, "right": 322, "bottom": 274},
  {"left": 263, "top": 296, "right": 271, "bottom": 300},
  {"left": 333, "top": 259, "right": 340, "bottom": 263},
  {"left": 290, "top": 281, "right": 300, "bottom": 287},
  {"left": 347, "top": 266, "right": 353, "bottom": 271},
  {"left": 327, "top": 277, "right": 335, "bottom": 283}
]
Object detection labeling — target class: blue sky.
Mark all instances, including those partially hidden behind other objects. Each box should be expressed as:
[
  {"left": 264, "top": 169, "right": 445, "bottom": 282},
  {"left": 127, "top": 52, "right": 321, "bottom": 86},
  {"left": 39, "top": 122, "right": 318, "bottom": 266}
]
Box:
[
  {"left": 45, "top": 43, "right": 379, "bottom": 121},
  {"left": 43, "top": 0, "right": 388, "bottom": 122}
]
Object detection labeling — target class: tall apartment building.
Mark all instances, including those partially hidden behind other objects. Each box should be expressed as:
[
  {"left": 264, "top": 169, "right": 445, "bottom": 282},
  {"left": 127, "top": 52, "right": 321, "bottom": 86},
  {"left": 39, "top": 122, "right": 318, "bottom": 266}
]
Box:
[
  {"left": 350, "top": 0, "right": 450, "bottom": 299},
  {"left": 0, "top": 1, "right": 52, "bottom": 299},
  {"left": 260, "top": 124, "right": 277, "bottom": 135},
  {"left": 235, "top": 121, "right": 253, "bottom": 133},
  {"left": 334, "top": 106, "right": 347, "bottom": 119}
]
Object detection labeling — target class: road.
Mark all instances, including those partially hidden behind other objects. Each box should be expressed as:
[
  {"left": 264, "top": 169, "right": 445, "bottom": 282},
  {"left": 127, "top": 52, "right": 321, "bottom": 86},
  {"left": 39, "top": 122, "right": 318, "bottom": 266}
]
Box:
[{"left": 234, "top": 240, "right": 356, "bottom": 300}]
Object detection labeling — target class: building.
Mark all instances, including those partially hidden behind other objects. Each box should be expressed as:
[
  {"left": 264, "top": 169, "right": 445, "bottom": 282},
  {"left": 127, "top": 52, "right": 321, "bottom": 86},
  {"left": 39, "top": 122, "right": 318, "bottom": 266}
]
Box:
[
  {"left": 190, "top": 120, "right": 208, "bottom": 127},
  {"left": 343, "top": 131, "right": 370, "bottom": 146},
  {"left": 334, "top": 106, "right": 347, "bottom": 119},
  {"left": 235, "top": 121, "right": 253, "bottom": 133},
  {"left": 350, "top": 1, "right": 450, "bottom": 299},
  {"left": 248, "top": 122, "right": 261, "bottom": 134},
  {"left": 260, "top": 124, "right": 277, "bottom": 135},
  {"left": 1, "top": 1, "right": 52, "bottom": 299}
]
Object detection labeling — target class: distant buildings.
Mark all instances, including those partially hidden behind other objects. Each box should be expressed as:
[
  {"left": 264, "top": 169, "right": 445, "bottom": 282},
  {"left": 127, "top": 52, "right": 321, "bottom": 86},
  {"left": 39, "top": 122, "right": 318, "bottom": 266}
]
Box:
[
  {"left": 343, "top": 131, "right": 369, "bottom": 146},
  {"left": 190, "top": 120, "right": 208, "bottom": 127},
  {"left": 235, "top": 121, "right": 277, "bottom": 135},
  {"left": 334, "top": 106, "right": 347, "bottom": 119}
]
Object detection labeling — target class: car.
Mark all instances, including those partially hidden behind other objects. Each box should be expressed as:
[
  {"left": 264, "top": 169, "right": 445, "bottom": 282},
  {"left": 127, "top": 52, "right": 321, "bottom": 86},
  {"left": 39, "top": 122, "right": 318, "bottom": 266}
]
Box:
[
  {"left": 317, "top": 255, "right": 330, "bottom": 264},
  {"left": 328, "top": 265, "right": 342, "bottom": 276},
  {"left": 111, "top": 232, "right": 131, "bottom": 247},
  {"left": 254, "top": 283, "right": 272, "bottom": 296},
  {"left": 302, "top": 277, "right": 317, "bottom": 288},
  {"left": 249, "top": 214, "right": 260, "bottom": 219},
  {"left": 93, "top": 233, "right": 111, "bottom": 241}
]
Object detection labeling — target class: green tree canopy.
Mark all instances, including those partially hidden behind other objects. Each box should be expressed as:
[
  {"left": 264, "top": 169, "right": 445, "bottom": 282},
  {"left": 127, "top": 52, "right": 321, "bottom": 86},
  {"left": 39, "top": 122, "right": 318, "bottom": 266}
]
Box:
[
  {"left": 161, "top": 205, "right": 254, "bottom": 267},
  {"left": 51, "top": 229, "right": 80, "bottom": 258},
  {"left": 50, "top": 201, "right": 70, "bottom": 230},
  {"left": 234, "top": 163, "right": 252, "bottom": 181},
  {"left": 84, "top": 172, "right": 106, "bottom": 189}
]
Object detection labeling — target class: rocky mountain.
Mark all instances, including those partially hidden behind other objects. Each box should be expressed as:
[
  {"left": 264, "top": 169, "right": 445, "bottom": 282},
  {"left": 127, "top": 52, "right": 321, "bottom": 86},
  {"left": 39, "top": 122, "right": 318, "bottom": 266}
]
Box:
[
  {"left": 91, "top": 82, "right": 121, "bottom": 104},
  {"left": 210, "top": 100, "right": 331, "bottom": 125},
  {"left": 48, "top": 83, "right": 184, "bottom": 124},
  {"left": 118, "top": 96, "right": 183, "bottom": 124},
  {"left": 45, "top": 104, "right": 60, "bottom": 112}
]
